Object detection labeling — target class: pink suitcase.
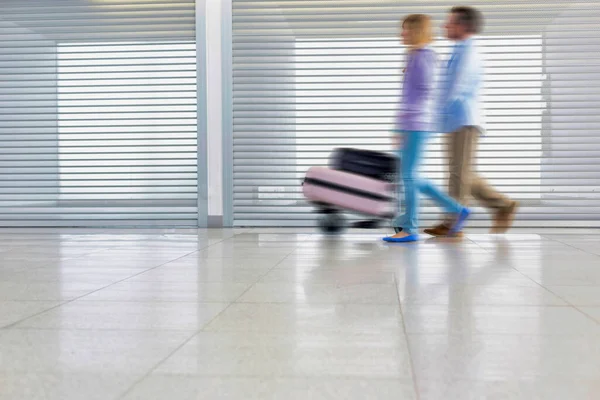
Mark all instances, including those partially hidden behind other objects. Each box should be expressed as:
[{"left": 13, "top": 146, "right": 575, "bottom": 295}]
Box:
[{"left": 302, "top": 166, "right": 395, "bottom": 218}]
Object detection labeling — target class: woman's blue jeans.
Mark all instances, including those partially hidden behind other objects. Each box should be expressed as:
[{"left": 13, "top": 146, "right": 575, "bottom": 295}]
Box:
[{"left": 394, "top": 131, "right": 463, "bottom": 234}]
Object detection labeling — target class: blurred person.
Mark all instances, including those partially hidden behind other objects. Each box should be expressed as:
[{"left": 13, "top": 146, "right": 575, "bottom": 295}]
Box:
[
  {"left": 384, "top": 14, "right": 471, "bottom": 243},
  {"left": 425, "top": 6, "right": 519, "bottom": 237}
]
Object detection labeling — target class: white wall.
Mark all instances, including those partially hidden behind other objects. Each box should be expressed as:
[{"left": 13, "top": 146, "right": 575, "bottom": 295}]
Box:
[{"left": 206, "top": 0, "right": 224, "bottom": 218}]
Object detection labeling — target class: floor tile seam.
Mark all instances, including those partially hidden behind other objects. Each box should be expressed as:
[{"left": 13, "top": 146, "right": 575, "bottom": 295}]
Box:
[
  {"left": 393, "top": 272, "right": 422, "bottom": 400},
  {"left": 533, "top": 285, "right": 600, "bottom": 327},
  {"left": 187, "top": 326, "right": 600, "bottom": 338},
  {"left": 400, "top": 304, "right": 577, "bottom": 309},
  {"left": 103, "top": 232, "right": 232, "bottom": 260},
  {"left": 465, "top": 236, "right": 491, "bottom": 249},
  {"left": 5, "top": 326, "right": 412, "bottom": 335},
  {"left": 0, "top": 293, "right": 584, "bottom": 306},
  {"left": 401, "top": 302, "right": 574, "bottom": 308},
  {"left": 538, "top": 234, "right": 600, "bottom": 258},
  {"left": 519, "top": 283, "right": 600, "bottom": 288},
  {"left": 0, "top": 247, "right": 206, "bottom": 330},
  {"left": 25, "top": 240, "right": 146, "bottom": 271},
  {"left": 21, "top": 250, "right": 136, "bottom": 274},
  {"left": 231, "top": 302, "right": 402, "bottom": 306},
  {"left": 465, "top": 236, "right": 578, "bottom": 311},
  {"left": 124, "top": 372, "right": 417, "bottom": 380},
  {"left": 115, "top": 329, "right": 206, "bottom": 400},
  {"left": 116, "top": 293, "right": 258, "bottom": 398},
  {"left": 188, "top": 256, "right": 302, "bottom": 261},
  {"left": 3, "top": 326, "right": 202, "bottom": 333},
  {"left": 402, "top": 331, "right": 600, "bottom": 337},
  {"left": 501, "top": 261, "right": 600, "bottom": 320},
  {"left": 27, "top": 301, "right": 570, "bottom": 308},
  {"left": 402, "top": 303, "right": 584, "bottom": 312},
  {"left": 573, "top": 308, "right": 600, "bottom": 324},
  {"left": 405, "top": 332, "right": 600, "bottom": 338},
  {"left": 199, "top": 328, "right": 409, "bottom": 336},
  {"left": 227, "top": 246, "right": 346, "bottom": 306},
  {"left": 115, "top": 245, "right": 297, "bottom": 398},
  {"left": 72, "top": 299, "right": 253, "bottom": 304},
  {"left": 0, "top": 300, "right": 71, "bottom": 331}
]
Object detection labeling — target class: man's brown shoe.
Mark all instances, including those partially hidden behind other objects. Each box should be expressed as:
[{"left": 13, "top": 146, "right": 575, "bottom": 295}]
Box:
[
  {"left": 492, "top": 201, "right": 519, "bottom": 234},
  {"left": 424, "top": 223, "right": 463, "bottom": 237}
]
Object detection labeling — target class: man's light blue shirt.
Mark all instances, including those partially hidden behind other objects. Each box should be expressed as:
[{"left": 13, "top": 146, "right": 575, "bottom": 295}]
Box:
[{"left": 439, "top": 38, "right": 485, "bottom": 133}]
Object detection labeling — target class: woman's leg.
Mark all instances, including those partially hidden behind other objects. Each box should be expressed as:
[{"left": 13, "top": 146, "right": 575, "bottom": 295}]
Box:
[
  {"left": 400, "top": 131, "right": 424, "bottom": 235},
  {"left": 386, "top": 131, "right": 471, "bottom": 242},
  {"left": 392, "top": 134, "right": 405, "bottom": 229},
  {"left": 384, "top": 131, "right": 426, "bottom": 242},
  {"left": 419, "top": 180, "right": 463, "bottom": 215},
  {"left": 419, "top": 178, "right": 470, "bottom": 234},
  {"left": 410, "top": 133, "right": 462, "bottom": 214}
]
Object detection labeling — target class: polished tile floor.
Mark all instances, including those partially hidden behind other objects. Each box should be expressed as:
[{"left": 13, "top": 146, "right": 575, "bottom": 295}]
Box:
[{"left": 0, "top": 228, "right": 599, "bottom": 399}]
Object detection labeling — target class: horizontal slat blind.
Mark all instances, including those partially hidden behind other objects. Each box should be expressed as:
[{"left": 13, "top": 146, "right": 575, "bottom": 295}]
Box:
[
  {"left": 1, "top": 0, "right": 198, "bottom": 227},
  {"left": 232, "top": 0, "right": 600, "bottom": 227}
]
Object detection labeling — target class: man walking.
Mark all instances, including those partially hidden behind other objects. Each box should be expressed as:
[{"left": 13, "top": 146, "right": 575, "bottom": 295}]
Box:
[{"left": 425, "top": 6, "right": 518, "bottom": 236}]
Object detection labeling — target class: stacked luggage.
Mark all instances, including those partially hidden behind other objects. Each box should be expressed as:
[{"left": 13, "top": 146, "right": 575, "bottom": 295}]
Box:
[{"left": 302, "top": 148, "right": 398, "bottom": 233}]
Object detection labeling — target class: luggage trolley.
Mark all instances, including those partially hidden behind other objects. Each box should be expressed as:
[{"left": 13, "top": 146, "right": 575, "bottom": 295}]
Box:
[{"left": 302, "top": 148, "right": 399, "bottom": 234}]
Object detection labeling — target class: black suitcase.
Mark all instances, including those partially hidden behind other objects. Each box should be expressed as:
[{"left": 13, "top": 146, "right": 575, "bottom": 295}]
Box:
[{"left": 331, "top": 148, "right": 397, "bottom": 183}]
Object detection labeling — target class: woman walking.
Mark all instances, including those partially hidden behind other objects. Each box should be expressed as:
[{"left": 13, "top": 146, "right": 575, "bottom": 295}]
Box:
[{"left": 384, "top": 14, "right": 470, "bottom": 243}]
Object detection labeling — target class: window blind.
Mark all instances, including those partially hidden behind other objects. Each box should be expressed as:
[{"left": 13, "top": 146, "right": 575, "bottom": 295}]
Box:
[
  {"left": 231, "top": 0, "right": 600, "bottom": 228},
  {"left": 0, "top": 0, "right": 197, "bottom": 227}
]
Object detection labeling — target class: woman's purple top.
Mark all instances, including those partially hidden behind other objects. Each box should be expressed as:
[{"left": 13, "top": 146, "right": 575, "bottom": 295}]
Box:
[{"left": 396, "top": 48, "right": 436, "bottom": 133}]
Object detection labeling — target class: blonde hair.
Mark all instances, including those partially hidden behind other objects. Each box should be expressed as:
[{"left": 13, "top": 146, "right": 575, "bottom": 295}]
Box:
[{"left": 402, "top": 14, "right": 434, "bottom": 49}]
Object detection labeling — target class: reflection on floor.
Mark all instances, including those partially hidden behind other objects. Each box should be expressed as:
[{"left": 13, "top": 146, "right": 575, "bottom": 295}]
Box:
[{"left": 0, "top": 228, "right": 599, "bottom": 399}]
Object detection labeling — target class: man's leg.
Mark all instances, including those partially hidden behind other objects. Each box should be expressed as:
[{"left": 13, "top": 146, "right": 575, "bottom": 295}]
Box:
[
  {"left": 470, "top": 175, "right": 512, "bottom": 210},
  {"left": 448, "top": 126, "right": 476, "bottom": 205},
  {"left": 470, "top": 171, "right": 519, "bottom": 233},
  {"left": 453, "top": 126, "right": 518, "bottom": 232},
  {"left": 460, "top": 127, "right": 517, "bottom": 232},
  {"left": 424, "top": 127, "right": 474, "bottom": 236}
]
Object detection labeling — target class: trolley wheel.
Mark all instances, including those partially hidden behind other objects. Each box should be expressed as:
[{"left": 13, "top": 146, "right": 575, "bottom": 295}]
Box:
[{"left": 318, "top": 212, "right": 346, "bottom": 234}]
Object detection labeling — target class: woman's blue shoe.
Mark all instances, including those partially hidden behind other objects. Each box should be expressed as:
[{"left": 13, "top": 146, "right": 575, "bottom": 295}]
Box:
[{"left": 383, "top": 234, "right": 419, "bottom": 243}]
